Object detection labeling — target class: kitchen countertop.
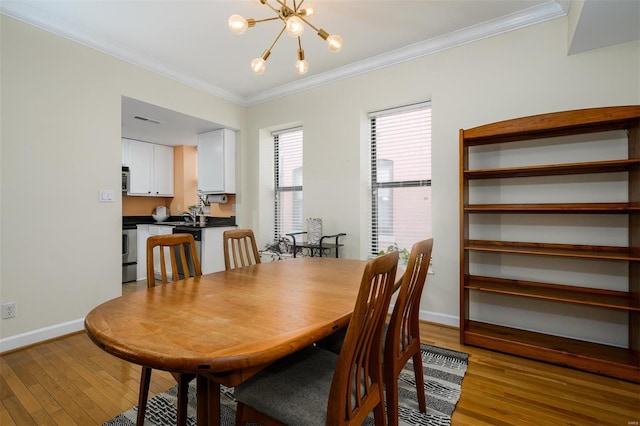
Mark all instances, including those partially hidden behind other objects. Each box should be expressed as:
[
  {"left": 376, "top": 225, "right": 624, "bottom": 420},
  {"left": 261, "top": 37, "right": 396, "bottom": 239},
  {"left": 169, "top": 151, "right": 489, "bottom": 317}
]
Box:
[{"left": 123, "top": 215, "right": 236, "bottom": 230}]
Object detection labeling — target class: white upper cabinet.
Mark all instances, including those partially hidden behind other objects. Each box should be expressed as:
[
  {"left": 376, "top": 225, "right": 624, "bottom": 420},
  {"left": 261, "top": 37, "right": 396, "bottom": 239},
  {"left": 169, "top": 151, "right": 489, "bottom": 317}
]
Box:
[
  {"left": 121, "top": 138, "right": 131, "bottom": 166},
  {"left": 127, "top": 139, "right": 174, "bottom": 197},
  {"left": 197, "top": 129, "right": 236, "bottom": 194},
  {"left": 153, "top": 144, "right": 174, "bottom": 196}
]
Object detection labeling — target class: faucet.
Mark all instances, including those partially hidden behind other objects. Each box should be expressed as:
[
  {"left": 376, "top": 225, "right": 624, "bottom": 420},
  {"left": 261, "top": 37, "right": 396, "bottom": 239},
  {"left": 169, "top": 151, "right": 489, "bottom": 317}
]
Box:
[{"left": 182, "top": 211, "right": 197, "bottom": 222}]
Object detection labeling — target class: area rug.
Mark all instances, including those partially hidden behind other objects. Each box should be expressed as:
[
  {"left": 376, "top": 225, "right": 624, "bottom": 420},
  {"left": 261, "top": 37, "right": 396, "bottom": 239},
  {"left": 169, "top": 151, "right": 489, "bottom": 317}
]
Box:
[{"left": 104, "top": 343, "right": 468, "bottom": 426}]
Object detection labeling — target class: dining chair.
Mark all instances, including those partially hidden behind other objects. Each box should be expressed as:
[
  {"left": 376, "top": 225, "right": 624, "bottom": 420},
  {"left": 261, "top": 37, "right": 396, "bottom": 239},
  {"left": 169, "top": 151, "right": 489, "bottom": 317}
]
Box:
[
  {"left": 315, "top": 239, "right": 434, "bottom": 426},
  {"left": 234, "top": 250, "right": 399, "bottom": 426},
  {"left": 223, "top": 228, "right": 261, "bottom": 270},
  {"left": 137, "top": 233, "right": 202, "bottom": 426},
  {"left": 384, "top": 238, "right": 433, "bottom": 426}
]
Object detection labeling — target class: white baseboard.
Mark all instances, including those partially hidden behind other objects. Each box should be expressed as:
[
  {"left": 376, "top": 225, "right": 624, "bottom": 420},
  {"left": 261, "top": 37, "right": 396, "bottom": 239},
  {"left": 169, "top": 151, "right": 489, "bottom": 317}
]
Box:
[
  {"left": 419, "top": 309, "right": 459, "bottom": 328},
  {"left": 0, "top": 318, "right": 85, "bottom": 353}
]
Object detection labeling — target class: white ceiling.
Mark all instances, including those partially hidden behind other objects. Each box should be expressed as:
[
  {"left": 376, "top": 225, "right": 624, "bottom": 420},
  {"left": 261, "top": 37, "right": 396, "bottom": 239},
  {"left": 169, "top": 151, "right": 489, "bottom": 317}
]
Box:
[{"left": 3, "top": 0, "right": 638, "bottom": 145}]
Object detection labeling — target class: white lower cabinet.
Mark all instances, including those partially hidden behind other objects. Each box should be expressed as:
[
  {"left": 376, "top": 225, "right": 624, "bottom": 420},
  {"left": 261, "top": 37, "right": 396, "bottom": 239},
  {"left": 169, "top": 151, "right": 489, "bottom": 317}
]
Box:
[
  {"left": 136, "top": 225, "right": 149, "bottom": 280},
  {"left": 201, "top": 227, "right": 235, "bottom": 274},
  {"left": 149, "top": 225, "right": 175, "bottom": 279},
  {"left": 136, "top": 224, "right": 175, "bottom": 280}
]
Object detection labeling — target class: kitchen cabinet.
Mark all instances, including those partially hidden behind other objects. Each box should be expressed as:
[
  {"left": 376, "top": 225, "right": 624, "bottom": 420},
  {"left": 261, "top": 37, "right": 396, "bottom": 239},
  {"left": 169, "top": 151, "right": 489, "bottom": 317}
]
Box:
[
  {"left": 198, "top": 129, "right": 236, "bottom": 194},
  {"left": 121, "top": 138, "right": 131, "bottom": 166},
  {"left": 201, "top": 227, "right": 235, "bottom": 273},
  {"left": 459, "top": 105, "right": 639, "bottom": 382},
  {"left": 127, "top": 139, "right": 174, "bottom": 197},
  {"left": 137, "top": 224, "right": 176, "bottom": 280},
  {"left": 136, "top": 224, "right": 149, "bottom": 280}
]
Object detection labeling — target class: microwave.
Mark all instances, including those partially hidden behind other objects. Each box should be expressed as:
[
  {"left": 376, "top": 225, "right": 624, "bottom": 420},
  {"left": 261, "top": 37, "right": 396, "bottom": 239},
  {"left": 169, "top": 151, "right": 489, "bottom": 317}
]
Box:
[{"left": 122, "top": 166, "right": 130, "bottom": 194}]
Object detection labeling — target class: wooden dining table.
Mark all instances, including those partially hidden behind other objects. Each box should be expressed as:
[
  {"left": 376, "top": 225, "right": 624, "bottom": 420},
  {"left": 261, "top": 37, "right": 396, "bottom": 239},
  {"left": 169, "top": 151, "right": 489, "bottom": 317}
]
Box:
[{"left": 84, "top": 257, "right": 369, "bottom": 425}]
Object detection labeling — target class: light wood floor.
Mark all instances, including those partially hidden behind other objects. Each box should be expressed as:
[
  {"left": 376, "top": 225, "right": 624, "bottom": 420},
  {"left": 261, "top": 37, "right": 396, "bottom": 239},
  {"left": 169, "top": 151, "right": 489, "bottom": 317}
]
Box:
[{"left": 1, "top": 282, "right": 638, "bottom": 425}]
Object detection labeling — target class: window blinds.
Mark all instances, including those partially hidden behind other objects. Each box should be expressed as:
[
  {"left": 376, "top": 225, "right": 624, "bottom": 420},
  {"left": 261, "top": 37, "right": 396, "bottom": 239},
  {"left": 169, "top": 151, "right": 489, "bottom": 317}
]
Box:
[
  {"left": 274, "top": 128, "right": 303, "bottom": 241},
  {"left": 369, "top": 102, "right": 432, "bottom": 256}
]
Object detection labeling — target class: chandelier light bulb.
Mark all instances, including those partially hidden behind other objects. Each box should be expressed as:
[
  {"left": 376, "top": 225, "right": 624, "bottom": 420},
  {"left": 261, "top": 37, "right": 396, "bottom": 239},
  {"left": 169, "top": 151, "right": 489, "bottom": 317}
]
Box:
[
  {"left": 295, "top": 59, "right": 309, "bottom": 75},
  {"left": 326, "top": 34, "right": 343, "bottom": 52},
  {"left": 296, "top": 48, "right": 309, "bottom": 75},
  {"left": 251, "top": 57, "right": 267, "bottom": 74},
  {"left": 299, "top": 4, "right": 314, "bottom": 17},
  {"left": 286, "top": 16, "right": 305, "bottom": 37},
  {"left": 228, "top": 14, "right": 249, "bottom": 35}
]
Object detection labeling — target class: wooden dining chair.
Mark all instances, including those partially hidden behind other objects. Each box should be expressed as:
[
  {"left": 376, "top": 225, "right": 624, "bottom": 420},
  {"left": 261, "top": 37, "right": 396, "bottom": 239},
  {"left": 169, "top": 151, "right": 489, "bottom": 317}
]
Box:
[
  {"left": 315, "top": 239, "right": 434, "bottom": 426},
  {"left": 234, "top": 250, "right": 399, "bottom": 426},
  {"left": 137, "top": 233, "right": 202, "bottom": 426},
  {"left": 146, "top": 233, "right": 202, "bottom": 287},
  {"left": 223, "top": 228, "right": 261, "bottom": 270},
  {"left": 384, "top": 238, "right": 433, "bottom": 426}
]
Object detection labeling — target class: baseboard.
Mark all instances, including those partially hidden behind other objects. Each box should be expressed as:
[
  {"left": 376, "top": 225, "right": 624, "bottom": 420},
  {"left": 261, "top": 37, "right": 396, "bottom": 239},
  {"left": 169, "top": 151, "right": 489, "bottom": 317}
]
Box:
[
  {"left": 0, "top": 318, "right": 85, "bottom": 354},
  {"left": 419, "top": 309, "right": 459, "bottom": 328}
]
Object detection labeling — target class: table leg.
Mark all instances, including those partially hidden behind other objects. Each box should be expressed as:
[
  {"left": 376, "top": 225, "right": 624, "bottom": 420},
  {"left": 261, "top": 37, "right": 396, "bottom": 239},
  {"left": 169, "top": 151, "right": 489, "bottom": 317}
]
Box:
[
  {"left": 196, "top": 375, "right": 209, "bottom": 425},
  {"left": 196, "top": 375, "right": 221, "bottom": 426},
  {"left": 208, "top": 379, "right": 221, "bottom": 426}
]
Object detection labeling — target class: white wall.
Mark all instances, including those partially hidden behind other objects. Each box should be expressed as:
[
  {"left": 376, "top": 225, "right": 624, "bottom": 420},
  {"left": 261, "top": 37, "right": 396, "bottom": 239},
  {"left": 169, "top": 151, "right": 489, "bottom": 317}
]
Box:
[
  {"left": 240, "top": 16, "right": 640, "bottom": 327},
  {"left": 0, "top": 15, "right": 246, "bottom": 351},
  {"left": 1, "top": 13, "right": 638, "bottom": 351}
]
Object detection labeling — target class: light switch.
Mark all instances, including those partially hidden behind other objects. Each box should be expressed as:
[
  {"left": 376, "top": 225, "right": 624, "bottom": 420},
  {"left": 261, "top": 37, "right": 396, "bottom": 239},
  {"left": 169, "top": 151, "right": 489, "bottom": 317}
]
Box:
[{"left": 99, "top": 189, "right": 114, "bottom": 203}]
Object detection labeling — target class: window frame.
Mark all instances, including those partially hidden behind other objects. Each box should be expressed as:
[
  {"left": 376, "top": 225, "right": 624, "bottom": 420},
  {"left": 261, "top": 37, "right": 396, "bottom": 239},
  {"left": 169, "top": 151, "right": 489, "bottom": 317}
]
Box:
[
  {"left": 369, "top": 102, "right": 432, "bottom": 257},
  {"left": 273, "top": 128, "right": 303, "bottom": 241}
]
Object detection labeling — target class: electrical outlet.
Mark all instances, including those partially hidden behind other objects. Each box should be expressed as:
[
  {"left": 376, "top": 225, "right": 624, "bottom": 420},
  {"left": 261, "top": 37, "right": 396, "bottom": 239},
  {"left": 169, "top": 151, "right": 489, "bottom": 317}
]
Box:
[
  {"left": 2, "top": 302, "right": 17, "bottom": 319},
  {"left": 428, "top": 259, "right": 434, "bottom": 275}
]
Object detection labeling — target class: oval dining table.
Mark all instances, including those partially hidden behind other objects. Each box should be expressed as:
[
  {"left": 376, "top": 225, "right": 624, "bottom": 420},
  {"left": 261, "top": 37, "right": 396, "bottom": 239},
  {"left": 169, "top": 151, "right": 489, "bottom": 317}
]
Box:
[{"left": 85, "top": 257, "right": 369, "bottom": 426}]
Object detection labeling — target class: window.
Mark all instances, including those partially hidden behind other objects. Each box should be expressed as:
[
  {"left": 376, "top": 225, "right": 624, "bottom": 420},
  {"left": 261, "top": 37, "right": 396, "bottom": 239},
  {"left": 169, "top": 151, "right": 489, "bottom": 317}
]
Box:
[
  {"left": 274, "top": 128, "right": 303, "bottom": 241},
  {"left": 369, "top": 102, "right": 432, "bottom": 257}
]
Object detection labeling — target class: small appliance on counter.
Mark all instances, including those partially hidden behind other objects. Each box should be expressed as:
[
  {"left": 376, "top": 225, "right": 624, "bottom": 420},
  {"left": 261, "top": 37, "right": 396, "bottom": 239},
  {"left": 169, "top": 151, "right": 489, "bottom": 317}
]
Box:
[
  {"left": 152, "top": 206, "right": 169, "bottom": 222},
  {"left": 121, "top": 166, "right": 130, "bottom": 194}
]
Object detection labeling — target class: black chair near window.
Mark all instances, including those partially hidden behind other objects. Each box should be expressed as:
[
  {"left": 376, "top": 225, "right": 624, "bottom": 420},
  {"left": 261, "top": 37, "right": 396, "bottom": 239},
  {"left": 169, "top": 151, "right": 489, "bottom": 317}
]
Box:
[{"left": 286, "top": 231, "right": 346, "bottom": 258}]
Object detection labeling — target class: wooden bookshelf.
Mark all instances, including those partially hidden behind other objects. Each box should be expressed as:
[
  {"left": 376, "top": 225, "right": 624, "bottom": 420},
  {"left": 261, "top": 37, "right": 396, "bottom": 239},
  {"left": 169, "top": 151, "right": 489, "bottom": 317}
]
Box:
[{"left": 459, "top": 106, "right": 640, "bottom": 383}]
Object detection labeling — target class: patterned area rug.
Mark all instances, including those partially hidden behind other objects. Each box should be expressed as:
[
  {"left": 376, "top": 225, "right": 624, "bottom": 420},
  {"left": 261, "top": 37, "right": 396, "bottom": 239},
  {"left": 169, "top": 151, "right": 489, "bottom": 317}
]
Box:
[{"left": 104, "top": 343, "right": 468, "bottom": 426}]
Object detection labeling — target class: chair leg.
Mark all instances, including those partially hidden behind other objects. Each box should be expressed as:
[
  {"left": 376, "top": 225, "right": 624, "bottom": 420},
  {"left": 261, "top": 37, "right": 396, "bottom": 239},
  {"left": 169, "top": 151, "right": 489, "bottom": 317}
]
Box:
[
  {"left": 412, "top": 350, "right": 427, "bottom": 413},
  {"left": 384, "top": 365, "right": 399, "bottom": 426},
  {"left": 234, "top": 401, "right": 246, "bottom": 426},
  {"left": 137, "top": 366, "right": 152, "bottom": 426},
  {"left": 373, "top": 389, "right": 387, "bottom": 426}
]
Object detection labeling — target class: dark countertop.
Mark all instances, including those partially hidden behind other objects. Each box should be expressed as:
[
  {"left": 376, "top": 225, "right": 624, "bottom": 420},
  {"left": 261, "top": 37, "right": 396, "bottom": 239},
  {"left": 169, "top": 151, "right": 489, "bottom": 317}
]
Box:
[{"left": 123, "top": 215, "right": 236, "bottom": 230}]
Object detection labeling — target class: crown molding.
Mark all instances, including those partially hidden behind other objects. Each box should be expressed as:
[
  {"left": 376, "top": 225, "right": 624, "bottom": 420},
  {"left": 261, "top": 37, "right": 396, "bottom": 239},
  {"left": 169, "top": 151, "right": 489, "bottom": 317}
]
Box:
[
  {"left": 246, "top": 1, "right": 566, "bottom": 105},
  {"left": 0, "top": 1, "right": 245, "bottom": 105},
  {"left": 1, "top": 1, "right": 566, "bottom": 107}
]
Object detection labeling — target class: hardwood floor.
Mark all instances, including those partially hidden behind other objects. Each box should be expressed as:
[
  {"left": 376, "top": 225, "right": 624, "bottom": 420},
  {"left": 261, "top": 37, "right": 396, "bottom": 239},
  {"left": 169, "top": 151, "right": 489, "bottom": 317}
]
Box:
[{"left": 1, "top": 283, "right": 638, "bottom": 425}]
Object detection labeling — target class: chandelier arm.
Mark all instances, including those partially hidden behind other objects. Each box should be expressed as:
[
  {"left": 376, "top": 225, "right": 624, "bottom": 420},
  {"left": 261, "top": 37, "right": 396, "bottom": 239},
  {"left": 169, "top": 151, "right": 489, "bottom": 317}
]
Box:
[
  {"left": 292, "top": 0, "right": 305, "bottom": 13},
  {"left": 264, "top": 25, "right": 287, "bottom": 56},
  {"left": 298, "top": 14, "right": 319, "bottom": 32},
  {"left": 253, "top": 16, "right": 281, "bottom": 24},
  {"left": 264, "top": 0, "right": 287, "bottom": 18}
]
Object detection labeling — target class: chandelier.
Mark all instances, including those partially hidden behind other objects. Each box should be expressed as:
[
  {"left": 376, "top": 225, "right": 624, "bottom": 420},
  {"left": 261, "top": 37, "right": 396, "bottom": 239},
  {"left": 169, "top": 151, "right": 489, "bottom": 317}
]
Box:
[{"left": 228, "top": 0, "right": 343, "bottom": 75}]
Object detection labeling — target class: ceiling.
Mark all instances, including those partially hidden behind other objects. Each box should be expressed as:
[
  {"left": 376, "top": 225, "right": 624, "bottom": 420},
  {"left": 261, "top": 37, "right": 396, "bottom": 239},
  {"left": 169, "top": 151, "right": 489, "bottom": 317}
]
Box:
[{"left": 3, "top": 0, "right": 638, "bottom": 145}]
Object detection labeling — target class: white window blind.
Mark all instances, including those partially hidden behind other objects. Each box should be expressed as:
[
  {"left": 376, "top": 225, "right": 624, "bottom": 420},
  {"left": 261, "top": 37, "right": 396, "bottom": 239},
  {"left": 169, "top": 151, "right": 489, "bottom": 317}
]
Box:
[
  {"left": 274, "top": 128, "right": 303, "bottom": 241},
  {"left": 369, "top": 102, "right": 432, "bottom": 256}
]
